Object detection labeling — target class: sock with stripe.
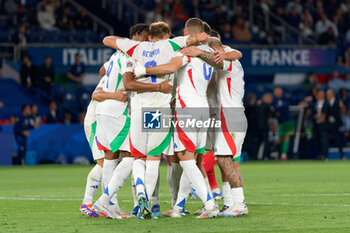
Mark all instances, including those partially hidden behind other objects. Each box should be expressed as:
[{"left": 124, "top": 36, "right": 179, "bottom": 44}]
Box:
[
  {"left": 83, "top": 164, "right": 102, "bottom": 204},
  {"left": 180, "top": 160, "right": 215, "bottom": 210},
  {"left": 207, "top": 167, "right": 219, "bottom": 190},
  {"left": 99, "top": 157, "right": 134, "bottom": 205},
  {"left": 204, "top": 177, "right": 214, "bottom": 200},
  {"left": 173, "top": 173, "right": 191, "bottom": 211},
  {"left": 131, "top": 175, "right": 138, "bottom": 207},
  {"left": 133, "top": 159, "right": 146, "bottom": 195},
  {"left": 145, "top": 160, "right": 160, "bottom": 201},
  {"left": 166, "top": 164, "right": 174, "bottom": 205}
]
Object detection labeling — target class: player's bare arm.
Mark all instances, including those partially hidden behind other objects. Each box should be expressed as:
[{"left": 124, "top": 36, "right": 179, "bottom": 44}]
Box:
[
  {"left": 92, "top": 87, "right": 128, "bottom": 102},
  {"left": 123, "top": 72, "right": 172, "bottom": 94},
  {"left": 214, "top": 50, "right": 242, "bottom": 63},
  {"left": 99, "top": 65, "right": 106, "bottom": 76},
  {"left": 135, "top": 56, "right": 183, "bottom": 76},
  {"left": 181, "top": 46, "right": 223, "bottom": 69},
  {"left": 102, "top": 36, "right": 124, "bottom": 50},
  {"left": 185, "top": 32, "right": 209, "bottom": 46}
]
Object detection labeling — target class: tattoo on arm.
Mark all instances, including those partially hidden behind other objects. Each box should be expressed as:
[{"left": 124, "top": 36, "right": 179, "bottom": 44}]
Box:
[
  {"left": 186, "top": 38, "right": 194, "bottom": 46},
  {"left": 198, "top": 51, "right": 223, "bottom": 68}
]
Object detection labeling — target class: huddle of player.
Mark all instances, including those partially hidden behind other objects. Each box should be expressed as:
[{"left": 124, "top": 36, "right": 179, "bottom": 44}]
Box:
[{"left": 79, "top": 17, "right": 247, "bottom": 220}]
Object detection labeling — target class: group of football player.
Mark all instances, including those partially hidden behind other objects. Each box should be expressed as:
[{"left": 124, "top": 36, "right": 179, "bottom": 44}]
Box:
[{"left": 79, "top": 17, "right": 248, "bottom": 220}]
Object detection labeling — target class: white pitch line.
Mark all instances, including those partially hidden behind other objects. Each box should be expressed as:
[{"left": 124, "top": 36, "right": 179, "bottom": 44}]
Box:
[
  {"left": 0, "top": 196, "right": 350, "bottom": 207},
  {"left": 250, "top": 193, "right": 350, "bottom": 196}
]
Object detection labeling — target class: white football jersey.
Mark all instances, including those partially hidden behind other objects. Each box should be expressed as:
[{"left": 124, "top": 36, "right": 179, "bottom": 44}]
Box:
[
  {"left": 175, "top": 44, "right": 215, "bottom": 108},
  {"left": 96, "top": 50, "right": 133, "bottom": 118},
  {"left": 85, "top": 76, "right": 106, "bottom": 125},
  {"left": 116, "top": 36, "right": 188, "bottom": 108}
]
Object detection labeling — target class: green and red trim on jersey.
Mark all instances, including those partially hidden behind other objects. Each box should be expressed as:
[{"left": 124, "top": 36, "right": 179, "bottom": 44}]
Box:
[
  {"left": 174, "top": 110, "right": 195, "bottom": 153},
  {"left": 220, "top": 105, "right": 236, "bottom": 156}
]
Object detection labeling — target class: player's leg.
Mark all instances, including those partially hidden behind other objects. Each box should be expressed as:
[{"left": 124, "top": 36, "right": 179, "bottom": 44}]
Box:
[
  {"left": 218, "top": 166, "right": 233, "bottom": 212},
  {"left": 150, "top": 169, "right": 160, "bottom": 217}
]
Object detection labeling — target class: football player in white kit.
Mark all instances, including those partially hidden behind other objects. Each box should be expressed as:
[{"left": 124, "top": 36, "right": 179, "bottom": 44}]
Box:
[
  {"left": 134, "top": 19, "right": 220, "bottom": 219},
  {"left": 102, "top": 21, "right": 208, "bottom": 219}
]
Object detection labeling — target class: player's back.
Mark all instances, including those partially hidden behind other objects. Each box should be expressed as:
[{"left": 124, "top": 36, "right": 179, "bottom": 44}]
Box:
[
  {"left": 217, "top": 59, "right": 245, "bottom": 108},
  {"left": 176, "top": 44, "right": 214, "bottom": 107}
]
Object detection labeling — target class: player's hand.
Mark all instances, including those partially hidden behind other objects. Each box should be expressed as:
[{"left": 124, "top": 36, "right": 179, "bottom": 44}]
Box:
[
  {"left": 196, "top": 32, "right": 209, "bottom": 43},
  {"left": 160, "top": 80, "right": 173, "bottom": 94},
  {"left": 213, "top": 51, "right": 227, "bottom": 63},
  {"left": 134, "top": 62, "right": 146, "bottom": 77},
  {"left": 114, "top": 89, "right": 128, "bottom": 102},
  {"left": 180, "top": 46, "right": 201, "bottom": 57}
]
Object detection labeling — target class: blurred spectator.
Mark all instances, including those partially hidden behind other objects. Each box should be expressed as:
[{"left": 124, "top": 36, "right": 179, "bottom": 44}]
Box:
[
  {"left": 11, "top": 24, "right": 28, "bottom": 45},
  {"left": 300, "top": 8, "right": 313, "bottom": 38},
  {"left": 273, "top": 87, "right": 294, "bottom": 161},
  {"left": 37, "top": 56, "right": 55, "bottom": 95},
  {"left": 339, "top": 106, "right": 350, "bottom": 136},
  {"left": 328, "top": 70, "right": 344, "bottom": 92},
  {"left": 37, "top": 4, "right": 56, "bottom": 31},
  {"left": 286, "top": 0, "right": 302, "bottom": 14},
  {"left": 243, "top": 93, "right": 257, "bottom": 160},
  {"left": 232, "top": 5, "right": 246, "bottom": 23},
  {"left": 63, "top": 112, "right": 71, "bottom": 124},
  {"left": 326, "top": 89, "right": 344, "bottom": 159},
  {"left": 344, "top": 45, "right": 350, "bottom": 69},
  {"left": 46, "top": 101, "right": 58, "bottom": 123},
  {"left": 232, "top": 16, "right": 251, "bottom": 43},
  {"left": 13, "top": 104, "right": 34, "bottom": 165},
  {"left": 0, "top": 0, "right": 8, "bottom": 19},
  {"left": 11, "top": 4, "right": 27, "bottom": 26},
  {"left": 4, "top": 0, "right": 17, "bottom": 15},
  {"left": 287, "top": 6, "right": 301, "bottom": 28},
  {"left": 220, "top": 22, "right": 232, "bottom": 42},
  {"left": 318, "top": 27, "right": 336, "bottom": 45},
  {"left": 268, "top": 119, "right": 280, "bottom": 160},
  {"left": 255, "top": 92, "right": 274, "bottom": 160},
  {"left": 67, "top": 53, "right": 86, "bottom": 84},
  {"left": 74, "top": 9, "right": 92, "bottom": 30},
  {"left": 162, "top": 11, "right": 173, "bottom": 29},
  {"left": 145, "top": 4, "right": 162, "bottom": 25},
  {"left": 31, "top": 104, "right": 41, "bottom": 126},
  {"left": 79, "top": 112, "right": 85, "bottom": 124},
  {"left": 315, "top": 13, "right": 338, "bottom": 37},
  {"left": 20, "top": 55, "right": 36, "bottom": 88},
  {"left": 324, "top": 0, "right": 339, "bottom": 17},
  {"left": 339, "top": 88, "right": 350, "bottom": 108},
  {"left": 172, "top": 0, "right": 189, "bottom": 30},
  {"left": 312, "top": 90, "right": 328, "bottom": 160},
  {"left": 56, "top": 4, "right": 73, "bottom": 30},
  {"left": 300, "top": 107, "right": 314, "bottom": 159}
]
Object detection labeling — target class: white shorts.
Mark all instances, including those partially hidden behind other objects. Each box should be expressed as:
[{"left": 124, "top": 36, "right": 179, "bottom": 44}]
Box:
[
  {"left": 96, "top": 114, "right": 130, "bottom": 152},
  {"left": 84, "top": 120, "right": 104, "bottom": 161},
  {"left": 214, "top": 106, "right": 247, "bottom": 159},
  {"left": 129, "top": 108, "right": 172, "bottom": 157},
  {"left": 173, "top": 108, "right": 209, "bottom": 154}
]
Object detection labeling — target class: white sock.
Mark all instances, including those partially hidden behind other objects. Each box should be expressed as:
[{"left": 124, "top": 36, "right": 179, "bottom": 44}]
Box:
[
  {"left": 83, "top": 164, "right": 102, "bottom": 204},
  {"left": 167, "top": 164, "right": 174, "bottom": 204},
  {"left": 180, "top": 160, "right": 215, "bottom": 210},
  {"left": 102, "top": 159, "right": 118, "bottom": 190},
  {"left": 212, "top": 188, "right": 221, "bottom": 194},
  {"left": 99, "top": 157, "right": 134, "bottom": 205},
  {"left": 133, "top": 159, "right": 146, "bottom": 195},
  {"left": 171, "top": 162, "right": 182, "bottom": 204},
  {"left": 151, "top": 170, "right": 160, "bottom": 206},
  {"left": 110, "top": 194, "right": 120, "bottom": 209},
  {"left": 222, "top": 182, "right": 233, "bottom": 207},
  {"left": 204, "top": 177, "right": 213, "bottom": 199},
  {"left": 131, "top": 175, "right": 138, "bottom": 207},
  {"left": 231, "top": 187, "right": 245, "bottom": 204},
  {"left": 145, "top": 160, "right": 160, "bottom": 200},
  {"left": 173, "top": 173, "right": 191, "bottom": 211}
]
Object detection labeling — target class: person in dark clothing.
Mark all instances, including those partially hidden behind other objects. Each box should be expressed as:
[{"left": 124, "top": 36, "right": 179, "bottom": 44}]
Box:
[
  {"left": 56, "top": 5, "right": 73, "bottom": 30},
  {"left": 20, "top": 55, "right": 36, "bottom": 88},
  {"left": 46, "top": 101, "right": 59, "bottom": 123},
  {"left": 37, "top": 56, "right": 55, "bottom": 95},
  {"left": 312, "top": 90, "right": 329, "bottom": 160},
  {"left": 273, "top": 87, "right": 294, "bottom": 161},
  {"left": 74, "top": 9, "right": 92, "bottom": 30},
  {"left": 255, "top": 92, "right": 274, "bottom": 160},
  {"left": 325, "top": 88, "right": 345, "bottom": 159},
  {"left": 67, "top": 53, "right": 86, "bottom": 84},
  {"left": 14, "top": 104, "right": 34, "bottom": 165},
  {"left": 243, "top": 93, "right": 257, "bottom": 160},
  {"left": 11, "top": 24, "right": 29, "bottom": 45}
]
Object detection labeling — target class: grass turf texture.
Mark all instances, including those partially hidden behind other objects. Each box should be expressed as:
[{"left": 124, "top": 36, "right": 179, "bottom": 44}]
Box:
[{"left": 1, "top": 161, "right": 350, "bottom": 233}]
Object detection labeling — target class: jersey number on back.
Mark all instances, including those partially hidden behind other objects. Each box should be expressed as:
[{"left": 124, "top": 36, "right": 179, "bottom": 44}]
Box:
[
  {"left": 106, "top": 60, "right": 114, "bottom": 88},
  {"left": 145, "top": 60, "right": 157, "bottom": 83},
  {"left": 203, "top": 63, "right": 213, "bottom": 81}
]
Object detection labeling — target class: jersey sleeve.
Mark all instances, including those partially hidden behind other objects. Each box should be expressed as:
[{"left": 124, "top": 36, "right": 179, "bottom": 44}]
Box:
[
  {"left": 96, "top": 76, "right": 106, "bottom": 88},
  {"left": 168, "top": 36, "right": 189, "bottom": 52},
  {"left": 121, "top": 56, "right": 135, "bottom": 74},
  {"left": 116, "top": 39, "right": 140, "bottom": 57},
  {"left": 103, "top": 61, "right": 109, "bottom": 70}
]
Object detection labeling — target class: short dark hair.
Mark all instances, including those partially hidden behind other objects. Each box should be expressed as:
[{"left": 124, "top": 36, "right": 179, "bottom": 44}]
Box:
[
  {"left": 149, "top": 21, "right": 171, "bottom": 39},
  {"left": 185, "top": 18, "right": 204, "bottom": 34},
  {"left": 21, "top": 104, "right": 29, "bottom": 112},
  {"left": 210, "top": 30, "right": 220, "bottom": 38},
  {"left": 129, "top": 23, "right": 149, "bottom": 39},
  {"left": 203, "top": 22, "right": 212, "bottom": 35}
]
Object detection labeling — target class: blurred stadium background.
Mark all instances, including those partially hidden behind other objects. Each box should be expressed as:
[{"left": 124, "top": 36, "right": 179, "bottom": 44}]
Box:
[{"left": 1, "top": 0, "right": 350, "bottom": 165}]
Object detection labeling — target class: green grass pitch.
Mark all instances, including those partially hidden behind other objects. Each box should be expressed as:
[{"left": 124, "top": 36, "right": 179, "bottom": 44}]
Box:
[{"left": 1, "top": 161, "right": 350, "bottom": 233}]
